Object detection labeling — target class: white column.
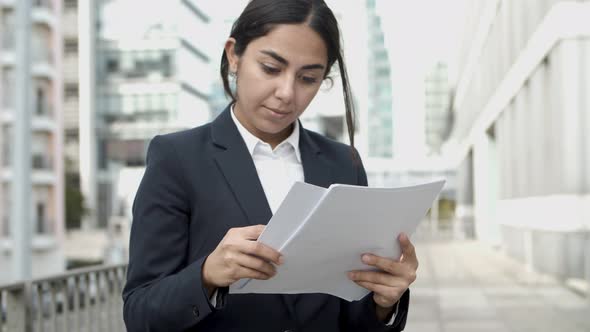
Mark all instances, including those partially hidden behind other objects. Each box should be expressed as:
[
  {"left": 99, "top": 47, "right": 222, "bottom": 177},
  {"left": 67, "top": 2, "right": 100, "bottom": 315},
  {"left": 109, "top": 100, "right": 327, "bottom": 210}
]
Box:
[
  {"left": 79, "top": 0, "right": 98, "bottom": 229},
  {"left": 558, "top": 40, "right": 583, "bottom": 193},
  {"left": 12, "top": 0, "right": 33, "bottom": 280},
  {"left": 54, "top": 0, "right": 66, "bottom": 246}
]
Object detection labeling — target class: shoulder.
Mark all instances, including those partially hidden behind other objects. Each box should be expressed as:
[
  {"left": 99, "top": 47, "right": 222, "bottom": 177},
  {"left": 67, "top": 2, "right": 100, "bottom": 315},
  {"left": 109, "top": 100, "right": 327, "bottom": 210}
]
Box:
[
  {"left": 152, "top": 123, "right": 211, "bottom": 145},
  {"left": 303, "top": 129, "right": 360, "bottom": 162},
  {"left": 149, "top": 123, "right": 213, "bottom": 153}
]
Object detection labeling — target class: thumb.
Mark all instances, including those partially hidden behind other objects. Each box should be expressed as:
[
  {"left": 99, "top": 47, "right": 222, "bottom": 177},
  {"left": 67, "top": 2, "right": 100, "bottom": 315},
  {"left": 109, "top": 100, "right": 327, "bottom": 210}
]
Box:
[
  {"left": 399, "top": 233, "right": 417, "bottom": 265},
  {"left": 242, "top": 224, "right": 266, "bottom": 240}
]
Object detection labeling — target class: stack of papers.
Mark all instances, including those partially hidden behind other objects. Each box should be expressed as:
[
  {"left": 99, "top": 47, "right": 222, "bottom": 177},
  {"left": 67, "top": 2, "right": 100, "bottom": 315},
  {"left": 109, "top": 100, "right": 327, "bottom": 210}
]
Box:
[{"left": 229, "top": 180, "right": 445, "bottom": 301}]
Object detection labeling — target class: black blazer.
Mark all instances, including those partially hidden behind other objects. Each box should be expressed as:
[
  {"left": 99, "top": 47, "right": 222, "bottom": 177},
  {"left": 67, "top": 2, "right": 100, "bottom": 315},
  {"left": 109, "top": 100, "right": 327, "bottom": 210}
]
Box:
[{"left": 122, "top": 106, "right": 409, "bottom": 331}]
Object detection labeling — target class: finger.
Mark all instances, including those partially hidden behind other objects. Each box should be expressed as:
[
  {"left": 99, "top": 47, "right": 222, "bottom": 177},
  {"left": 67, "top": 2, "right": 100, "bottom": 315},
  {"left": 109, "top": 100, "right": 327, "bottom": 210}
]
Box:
[
  {"left": 240, "top": 225, "right": 267, "bottom": 240},
  {"left": 231, "top": 252, "right": 277, "bottom": 276},
  {"left": 236, "top": 253, "right": 277, "bottom": 277},
  {"left": 360, "top": 254, "right": 408, "bottom": 276},
  {"left": 348, "top": 270, "right": 405, "bottom": 287},
  {"left": 243, "top": 240, "right": 283, "bottom": 265},
  {"left": 399, "top": 233, "right": 418, "bottom": 268},
  {"left": 353, "top": 281, "right": 403, "bottom": 307},
  {"left": 233, "top": 265, "right": 275, "bottom": 281}
]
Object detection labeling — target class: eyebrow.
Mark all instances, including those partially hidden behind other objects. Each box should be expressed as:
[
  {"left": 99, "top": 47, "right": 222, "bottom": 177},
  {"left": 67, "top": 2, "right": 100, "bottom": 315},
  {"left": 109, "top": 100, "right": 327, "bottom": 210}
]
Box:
[{"left": 260, "top": 50, "right": 325, "bottom": 70}]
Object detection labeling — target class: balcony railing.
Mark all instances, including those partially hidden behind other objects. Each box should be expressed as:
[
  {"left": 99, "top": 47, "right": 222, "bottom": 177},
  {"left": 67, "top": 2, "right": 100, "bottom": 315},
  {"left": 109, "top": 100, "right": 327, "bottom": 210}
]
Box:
[{"left": 0, "top": 264, "right": 126, "bottom": 332}]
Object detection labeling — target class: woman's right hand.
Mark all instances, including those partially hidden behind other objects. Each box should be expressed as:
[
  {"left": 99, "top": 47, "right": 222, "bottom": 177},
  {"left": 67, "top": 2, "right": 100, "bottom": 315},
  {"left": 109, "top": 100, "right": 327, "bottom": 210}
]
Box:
[{"left": 202, "top": 225, "right": 283, "bottom": 295}]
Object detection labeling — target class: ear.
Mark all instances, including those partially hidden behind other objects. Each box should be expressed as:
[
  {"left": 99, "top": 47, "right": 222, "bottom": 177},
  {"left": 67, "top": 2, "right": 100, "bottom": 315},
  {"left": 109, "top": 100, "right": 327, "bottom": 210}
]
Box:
[{"left": 224, "top": 37, "right": 239, "bottom": 73}]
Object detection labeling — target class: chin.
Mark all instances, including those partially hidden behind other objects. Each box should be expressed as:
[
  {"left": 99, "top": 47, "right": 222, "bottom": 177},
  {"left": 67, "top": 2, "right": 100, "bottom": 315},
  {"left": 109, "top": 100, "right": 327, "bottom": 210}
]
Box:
[{"left": 259, "top": 120, "right": 293, "bottom": 135}]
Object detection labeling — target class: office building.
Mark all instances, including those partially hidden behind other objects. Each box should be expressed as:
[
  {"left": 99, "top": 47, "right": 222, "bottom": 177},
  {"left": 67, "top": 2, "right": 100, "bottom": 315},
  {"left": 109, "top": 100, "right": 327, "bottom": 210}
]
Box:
[
  {"left": 0, "top": 0, "right": 66, "bottom": 282},
  {"left": 80, "top": 0, "right": 215, "bottom": 228},
  {"left": 451, "top": 0, "right": 590, "bottom": 280}
]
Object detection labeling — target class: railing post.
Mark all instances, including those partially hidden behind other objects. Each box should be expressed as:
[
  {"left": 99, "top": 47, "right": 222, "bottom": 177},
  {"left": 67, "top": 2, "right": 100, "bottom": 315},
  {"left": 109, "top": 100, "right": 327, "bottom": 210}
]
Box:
[
  {"left": 73, "top": 276, "right": 81, "bottom": 331},
  {"left": 585, "top": 231, "right": 590, "bottom": 306},
  {"left": 5, "top": 287, "right": 27, "bottom": 332}
]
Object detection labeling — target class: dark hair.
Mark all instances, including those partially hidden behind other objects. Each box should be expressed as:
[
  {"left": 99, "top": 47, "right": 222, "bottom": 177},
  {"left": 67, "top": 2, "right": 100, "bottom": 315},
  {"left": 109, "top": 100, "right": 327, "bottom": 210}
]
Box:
[{"left": 220, "top": 0, "right": 356, "bottom": 148}]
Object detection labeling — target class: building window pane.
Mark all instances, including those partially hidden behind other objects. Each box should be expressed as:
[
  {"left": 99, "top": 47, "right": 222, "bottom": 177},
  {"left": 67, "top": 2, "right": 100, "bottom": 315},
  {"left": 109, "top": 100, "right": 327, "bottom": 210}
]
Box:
[
  {"left": 64, "top": 38, "right": 78, "bottom": 54},
  {"left": 1, "top": 9, "right": 15, "bottom": 50},
  {"left": 64, "top": 83, "right": 79, "bottom": 99},
  {"left": 64, "top": 0, "right": 77, "bottom": 9},
  {"left": 36, "top": 203, "right": 45, "bottom": 233},
  {"left": 2, "top": 184, "right": 10, "bottom": 236},
  {"left": 2, "top": 68, "right": 14, "bottom": 109}
]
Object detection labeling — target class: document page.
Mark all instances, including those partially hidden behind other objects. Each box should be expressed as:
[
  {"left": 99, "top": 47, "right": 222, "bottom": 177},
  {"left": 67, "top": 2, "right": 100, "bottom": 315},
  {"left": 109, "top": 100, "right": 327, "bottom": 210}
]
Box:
[{"left": 230, "top": 180, "right": 445, "bottom": 301}]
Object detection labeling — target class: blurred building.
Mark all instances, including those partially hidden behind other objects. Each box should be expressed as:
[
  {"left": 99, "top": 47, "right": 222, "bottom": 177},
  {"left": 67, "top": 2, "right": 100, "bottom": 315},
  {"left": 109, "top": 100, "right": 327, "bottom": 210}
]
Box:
[
  {"left": 0, "top": 0, "right": 66, "bottom": 282},
  {"left": 424, "top": 62, "right": 452, "bottom": 156},
  {"left": 79, "top": 0, "right": 215, "bottom": 229},
  {"left": 298, "top": 4, "right": 358, "bottom": 145},
  {"left": 366, "top": 0, "right": 394, "bottom": 159},
  {"left": 63, "top": 0, "right": 79, "bottom": 175},
  {"left": 301, "top": 0, "right": 395, "bottom": 155},
  {"left": 452, "top": 0, "right": 590, "bottom": 281},
  {"left": 300, "top": 0, "right": 401, "bottom": 187}
]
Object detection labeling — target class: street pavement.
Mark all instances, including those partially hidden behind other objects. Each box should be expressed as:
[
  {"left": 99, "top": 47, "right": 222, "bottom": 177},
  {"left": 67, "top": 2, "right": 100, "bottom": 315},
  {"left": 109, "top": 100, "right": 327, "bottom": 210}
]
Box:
[{"left": 404, "top": 239, "right": 590, "bottom": 332}]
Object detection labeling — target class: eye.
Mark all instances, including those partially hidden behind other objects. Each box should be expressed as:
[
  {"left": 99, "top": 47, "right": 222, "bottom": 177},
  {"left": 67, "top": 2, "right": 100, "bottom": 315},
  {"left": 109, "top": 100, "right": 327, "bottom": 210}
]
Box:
[
  {"left": 260, "top": 64, "right": 280, "bottom": 75},
  {"left": 300, "top": 76, "right": 318, "bottom": 85}
]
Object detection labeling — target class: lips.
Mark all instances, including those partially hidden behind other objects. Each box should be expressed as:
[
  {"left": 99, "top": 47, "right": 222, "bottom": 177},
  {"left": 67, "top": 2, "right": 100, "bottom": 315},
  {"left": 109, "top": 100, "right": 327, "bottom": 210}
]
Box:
[{"left": 264, "top": 106, "right": 291, "bottom": 116}]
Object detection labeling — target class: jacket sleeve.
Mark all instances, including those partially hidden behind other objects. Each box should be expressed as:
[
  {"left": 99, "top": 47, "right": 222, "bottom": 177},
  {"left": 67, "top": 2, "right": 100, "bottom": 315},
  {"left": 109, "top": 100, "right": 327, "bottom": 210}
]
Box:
[
  {"left": 338, "top": 148, "right": 410, "bottom": 332},
  {"left": 340, "top": 290, "right": 410, "bottom": 332},
  {"left": 122, "top": 135, "right": 215, "bottom": 331}
]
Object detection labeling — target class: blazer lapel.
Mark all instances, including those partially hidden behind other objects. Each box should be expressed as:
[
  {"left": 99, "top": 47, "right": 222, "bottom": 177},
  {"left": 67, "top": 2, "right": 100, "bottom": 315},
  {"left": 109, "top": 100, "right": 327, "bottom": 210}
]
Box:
[
  {"left": 210, "top": 106, "right": 272, "bottom": 226},
  {"left": 299, "top": 126, "right": 333, "bottom": 188}
]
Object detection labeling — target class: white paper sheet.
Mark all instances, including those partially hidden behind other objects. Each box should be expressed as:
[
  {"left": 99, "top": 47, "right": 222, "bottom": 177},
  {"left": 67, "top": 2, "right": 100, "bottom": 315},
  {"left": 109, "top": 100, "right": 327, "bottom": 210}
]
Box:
[{"left": 229, "top": 180, "right": 445, "bottom": 301}]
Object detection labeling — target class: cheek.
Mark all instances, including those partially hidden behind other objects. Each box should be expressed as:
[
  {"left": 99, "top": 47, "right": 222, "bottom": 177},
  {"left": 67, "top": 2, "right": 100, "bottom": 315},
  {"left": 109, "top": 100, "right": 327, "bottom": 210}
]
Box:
[
  {"left": 296, "top": 87, "right": 321, "bottom": 109},
  {"left": 238, "top": 72, "right": 274, "bottom": 104}
]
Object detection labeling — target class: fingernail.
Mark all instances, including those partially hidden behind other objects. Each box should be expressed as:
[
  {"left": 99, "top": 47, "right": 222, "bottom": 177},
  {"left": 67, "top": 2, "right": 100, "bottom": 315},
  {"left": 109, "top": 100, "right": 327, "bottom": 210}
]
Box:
[
  {"left": 278, "top": 256, "right": 284, "bottom": 265},
  {"left": 347, "top": 272, "right": 355, "bottom": 279},
  {"left": 362, "top": 254, "right": 372, "bottom": 263}
]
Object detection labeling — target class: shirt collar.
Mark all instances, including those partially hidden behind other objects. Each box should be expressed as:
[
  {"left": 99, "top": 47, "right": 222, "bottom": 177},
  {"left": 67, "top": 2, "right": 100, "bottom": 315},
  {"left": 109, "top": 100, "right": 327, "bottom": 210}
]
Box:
[{"left": 230, "top": 105, "right": 301, "bottom": 162}]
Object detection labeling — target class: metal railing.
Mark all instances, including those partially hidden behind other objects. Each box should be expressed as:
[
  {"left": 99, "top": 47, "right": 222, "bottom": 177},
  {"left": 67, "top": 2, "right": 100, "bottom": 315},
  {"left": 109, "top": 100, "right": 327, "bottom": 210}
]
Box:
[{"left": 0, "top": 264, "right": 126, "bottom": 332}]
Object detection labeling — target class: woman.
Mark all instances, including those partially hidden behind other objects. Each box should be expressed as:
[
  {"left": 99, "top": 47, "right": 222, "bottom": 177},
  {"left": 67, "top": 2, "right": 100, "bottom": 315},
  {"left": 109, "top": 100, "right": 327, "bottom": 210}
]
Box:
[{"left": 122, "top": 0, "right": 417, "bottom": 331}]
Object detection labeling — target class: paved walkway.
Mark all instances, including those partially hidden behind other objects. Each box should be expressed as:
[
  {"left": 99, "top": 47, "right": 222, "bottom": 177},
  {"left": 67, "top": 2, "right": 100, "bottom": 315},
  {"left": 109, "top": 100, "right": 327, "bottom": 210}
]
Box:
[{"left": 405, "top": 240, "right": 590, "bottom": 332}]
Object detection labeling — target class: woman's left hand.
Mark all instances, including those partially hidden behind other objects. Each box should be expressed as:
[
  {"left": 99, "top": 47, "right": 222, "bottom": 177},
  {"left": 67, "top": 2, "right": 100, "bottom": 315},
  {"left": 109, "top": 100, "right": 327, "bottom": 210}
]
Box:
[{"left": 347, "top": 233, "right": 418, "bottom": 317}]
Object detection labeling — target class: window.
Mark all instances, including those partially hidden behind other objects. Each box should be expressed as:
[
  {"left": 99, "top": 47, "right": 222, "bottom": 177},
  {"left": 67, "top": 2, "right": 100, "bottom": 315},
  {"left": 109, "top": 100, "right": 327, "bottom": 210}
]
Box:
[
  {"left": 64, "top": 38, "right": 78, "bottom": 54},
  {"left": 1, "top": 9, "right": 15, "bottom": 50},
  {"left": 65, "top": 128, "right": 78, "bottom": 142},
  {"left": 33, "top": 0, "right": 52, "bottom": 9},
  {"left": 36, "top": 87, "right": 46, "bottom": 115},
  {"left": 2, "top": 68, "right": 14, "bottom": 109},
  {"left": 106, "top": 57, "right": 120, "bottom": 74},
  {"left": 64, "top": 0, "right": 77, "bottom": 9},
  {"left": 2, "top": 184, "right": 10, "bottom": 236},
  {"left": 2, "top": 127, "right": 11, "bottom": 167},
  {"left": 36, "top": 203, "right": 46, "bottom": 234},
  {"left": 64, "top": 83, "right": 79, "bottom": 99}
]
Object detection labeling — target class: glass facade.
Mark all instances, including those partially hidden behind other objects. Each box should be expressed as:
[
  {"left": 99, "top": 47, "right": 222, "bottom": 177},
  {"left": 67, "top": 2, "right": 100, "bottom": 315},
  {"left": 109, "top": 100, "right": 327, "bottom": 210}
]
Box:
[{"left": 367, "top": 0, "right": 394, "bottom": 158}]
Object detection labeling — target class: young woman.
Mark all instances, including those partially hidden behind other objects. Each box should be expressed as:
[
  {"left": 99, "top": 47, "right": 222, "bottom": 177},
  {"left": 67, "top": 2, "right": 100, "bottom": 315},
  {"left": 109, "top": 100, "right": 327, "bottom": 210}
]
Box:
[{"left": 122, "top": 1, "right": 417, "bottom": 331}]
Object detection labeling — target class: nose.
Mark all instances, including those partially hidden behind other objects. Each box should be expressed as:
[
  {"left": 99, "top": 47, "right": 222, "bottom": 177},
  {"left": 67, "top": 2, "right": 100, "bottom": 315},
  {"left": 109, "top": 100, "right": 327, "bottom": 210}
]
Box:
[{"left": 274, "top": 74, "right": 295, "bottom": 104}]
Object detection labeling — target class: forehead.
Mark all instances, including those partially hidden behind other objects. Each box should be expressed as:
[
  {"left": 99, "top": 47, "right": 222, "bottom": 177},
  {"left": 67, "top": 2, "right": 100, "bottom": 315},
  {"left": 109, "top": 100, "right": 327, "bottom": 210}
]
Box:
[{"left": 245, "top": 24, "right": 328, "bottom": 66}]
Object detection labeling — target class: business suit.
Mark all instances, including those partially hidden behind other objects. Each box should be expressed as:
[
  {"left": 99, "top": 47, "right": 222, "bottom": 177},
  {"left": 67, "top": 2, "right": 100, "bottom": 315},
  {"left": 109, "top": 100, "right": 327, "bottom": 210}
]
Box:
[{"left": 122, "top": 106, "right": 410, "bottom": 331}]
